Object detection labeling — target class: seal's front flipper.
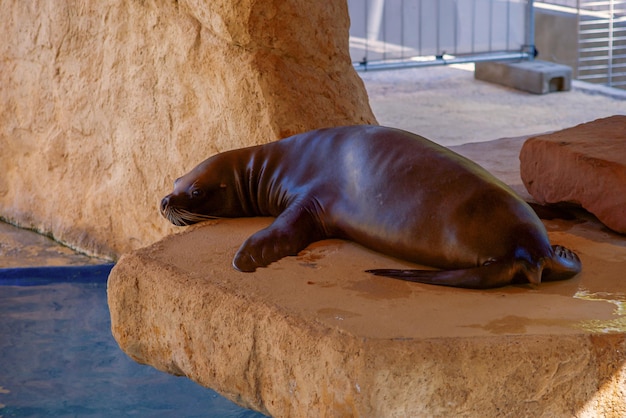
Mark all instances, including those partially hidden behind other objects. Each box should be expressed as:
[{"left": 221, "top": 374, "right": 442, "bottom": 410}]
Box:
[
  {"left": 541, "top": 245, "right": 582, "bottom": 282},
  {"left": 232, "top": 204, "right": 325, "bottom": 272},
  {"left": 367, "top": 260, "right": 540, "bottom": 289}
]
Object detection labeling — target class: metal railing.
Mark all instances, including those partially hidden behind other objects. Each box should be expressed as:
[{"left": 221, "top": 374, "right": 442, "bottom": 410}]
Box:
[
  {"left": 348, "top": 0, "right": 537, "bottom": 71},
  {"left": 577, "top": 0, "right": 626, "bottom": 88}
]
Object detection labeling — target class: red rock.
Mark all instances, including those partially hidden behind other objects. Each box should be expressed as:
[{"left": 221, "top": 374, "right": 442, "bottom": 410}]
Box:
[{"left": 520, "top": 116, "right": 626, "bottom": 234}]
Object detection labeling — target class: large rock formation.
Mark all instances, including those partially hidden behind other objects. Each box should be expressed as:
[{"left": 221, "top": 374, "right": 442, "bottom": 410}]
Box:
[
  {"left": 0, "top": 0, "right": 375, "bottom": 259},
  {"left": 520, "top": 116, "right": 626, "bottom": 234}
]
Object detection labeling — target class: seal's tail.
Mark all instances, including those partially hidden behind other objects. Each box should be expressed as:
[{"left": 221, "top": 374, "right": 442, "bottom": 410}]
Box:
[{"left": 366, "top": 260, "right": 541, "bottom": 289}]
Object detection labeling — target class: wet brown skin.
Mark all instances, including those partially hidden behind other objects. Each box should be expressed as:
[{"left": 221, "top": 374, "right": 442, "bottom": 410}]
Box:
[{"left": 161, "top": 125, "right": 581, "bottom": 289}]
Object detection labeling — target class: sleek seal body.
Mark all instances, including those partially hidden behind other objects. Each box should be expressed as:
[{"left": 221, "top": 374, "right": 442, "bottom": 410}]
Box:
[{"left": 161, "top": 125, "right": 581, "bottom": 288}]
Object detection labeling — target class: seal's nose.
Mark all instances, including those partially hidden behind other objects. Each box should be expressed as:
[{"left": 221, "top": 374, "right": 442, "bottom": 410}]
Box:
[{"left": 160, "top": 196, "right": 170, "bottom": 213}]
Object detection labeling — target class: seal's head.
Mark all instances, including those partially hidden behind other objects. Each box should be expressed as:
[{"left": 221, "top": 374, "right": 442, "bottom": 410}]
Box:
[{"left": 160, "top": 155, "right": 245, "bottom": 226}]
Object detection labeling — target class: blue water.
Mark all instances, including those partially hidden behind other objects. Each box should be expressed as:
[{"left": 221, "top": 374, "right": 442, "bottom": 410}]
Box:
[{"left": 0, "top": 265, "right": 265, "bottom": 417}]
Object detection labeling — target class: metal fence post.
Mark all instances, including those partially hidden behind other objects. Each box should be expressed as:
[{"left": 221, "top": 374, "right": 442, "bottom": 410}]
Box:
[{"left": 527, "top": 0, "right": 536, "bottom": 60}]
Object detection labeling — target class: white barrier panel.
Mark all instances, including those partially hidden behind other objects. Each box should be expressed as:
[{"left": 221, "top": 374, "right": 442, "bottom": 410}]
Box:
[{"left": 349, "top": 0, "right": 533, "bottom": 68}]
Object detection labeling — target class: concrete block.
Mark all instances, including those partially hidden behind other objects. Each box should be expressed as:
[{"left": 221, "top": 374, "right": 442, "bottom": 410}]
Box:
[{"left": 475, "top": 60, "right": 572, "bottom": 94}]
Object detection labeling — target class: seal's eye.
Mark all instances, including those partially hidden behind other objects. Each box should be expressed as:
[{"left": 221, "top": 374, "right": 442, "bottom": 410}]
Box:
[{"left": 190, "top": 189, "right": 204, "bottom": 199}]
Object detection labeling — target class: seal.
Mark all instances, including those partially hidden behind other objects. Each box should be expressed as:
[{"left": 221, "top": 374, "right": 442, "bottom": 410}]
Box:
[{"left": 160, "top": 125, "right": 581, "bottom": 289}]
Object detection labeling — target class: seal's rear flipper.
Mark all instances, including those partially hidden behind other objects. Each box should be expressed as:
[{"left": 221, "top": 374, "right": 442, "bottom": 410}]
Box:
[
  {"left": 366, "top": 260, "right": 540, "bottom": 289},
  {"left": 542, "top": 245, "right": 582, "bottom": 282}
]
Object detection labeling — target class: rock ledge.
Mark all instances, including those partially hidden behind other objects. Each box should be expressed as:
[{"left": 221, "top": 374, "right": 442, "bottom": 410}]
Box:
[{"left": 109, "top": 188, "right": 626, "bottom": 417}]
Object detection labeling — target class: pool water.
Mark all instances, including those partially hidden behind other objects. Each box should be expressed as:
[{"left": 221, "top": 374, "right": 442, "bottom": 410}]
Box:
[{"left": 0, "top": 265, "right": 265, "bottom": 417}]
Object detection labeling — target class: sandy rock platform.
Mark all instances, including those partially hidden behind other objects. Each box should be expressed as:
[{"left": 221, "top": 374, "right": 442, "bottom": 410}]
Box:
[
  {"left": 108, "top": 138, "right": 626, "bottom": 417},
  {"left": 520, "top": 116, "right": 626, "bottom": 234}
]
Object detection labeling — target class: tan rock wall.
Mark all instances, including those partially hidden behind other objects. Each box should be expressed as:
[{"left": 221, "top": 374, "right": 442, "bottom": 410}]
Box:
[{"left": 0, "top": 0, "right": 375, "bottom": 259}]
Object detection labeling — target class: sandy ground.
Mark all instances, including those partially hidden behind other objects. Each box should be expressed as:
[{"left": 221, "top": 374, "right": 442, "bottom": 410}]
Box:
[
  {"left": 2, "top": 64, "right": 626, "bottom": 267},
  {"left": 361, "top": 64, "right": 626, "bottom": 146}
]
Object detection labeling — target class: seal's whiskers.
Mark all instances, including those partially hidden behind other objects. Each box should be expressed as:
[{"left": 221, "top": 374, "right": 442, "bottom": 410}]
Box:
[{"left": 162, "top": 207, "right": 218, "bottom": 226}]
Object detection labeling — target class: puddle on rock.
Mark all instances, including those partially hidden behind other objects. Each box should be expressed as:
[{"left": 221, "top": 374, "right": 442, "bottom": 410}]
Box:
[
  {"left": 296, "top": 240, "right": 344, "bottom": 269},
  {"left": 317, "top": 307, "right": 361, "bottom": 321},
  {"left": 573, "top": 289, "right": 626, "bottom": 333},
  {"left": 306, "top": 280, "right": 337, "bottom": 289},
  {"left": 464, "top": 315, "right": 576, "bottom": 335},
  {"left": 575, "top": 289, "right": 626, "bottom": 315},
  {"left": 574, "top": 316, "right": 626, "bottom": 334},
  {"left": 347, "top": 276, "right": 412, "bottom": 300}
]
